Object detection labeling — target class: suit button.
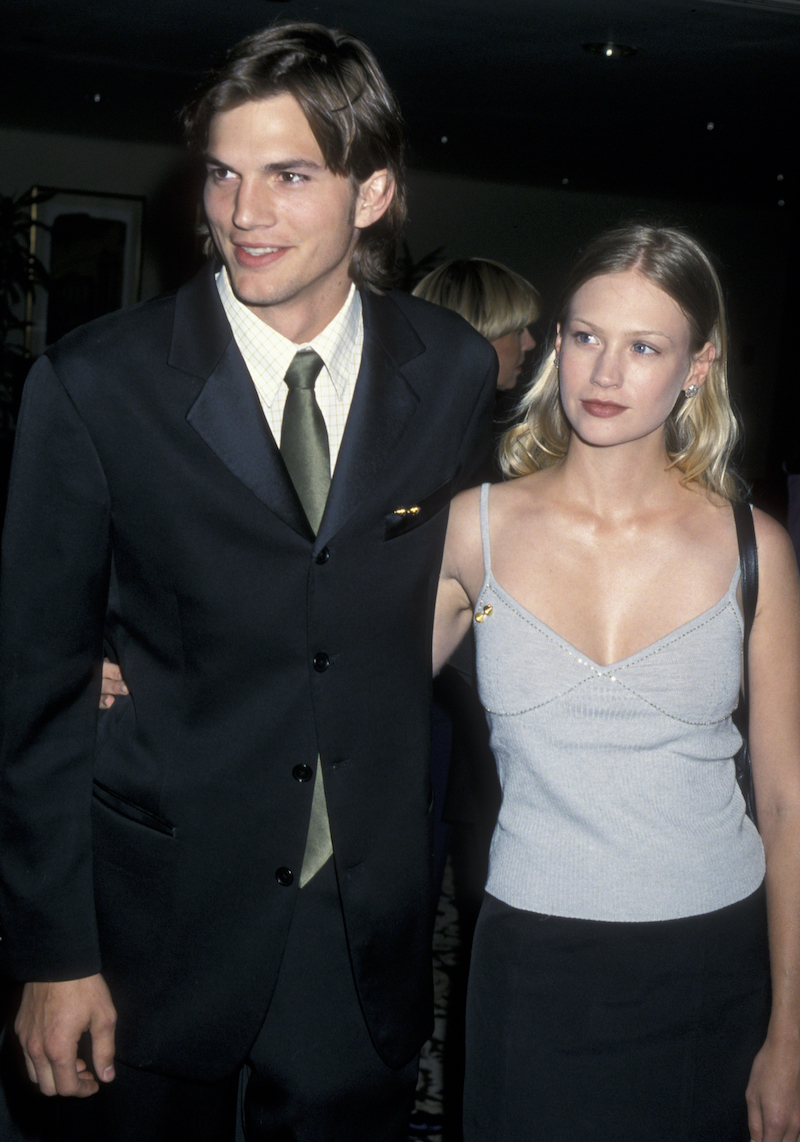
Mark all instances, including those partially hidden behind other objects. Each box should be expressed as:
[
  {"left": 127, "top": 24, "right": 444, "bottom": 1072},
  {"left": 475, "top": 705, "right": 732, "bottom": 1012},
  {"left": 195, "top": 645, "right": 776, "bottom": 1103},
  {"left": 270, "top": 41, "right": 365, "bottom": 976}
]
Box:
[
  {"left": 313, "top": 652, "right": 330, "bottom": 672},
  {"left": 293, "top": 764, "right": 313, "bottom": 783},
  {"left": 315, "top": 547, "right": 330, "bottom": 565},
  {"left": 275, "top": 867, "right": 294, "bottom": 887}
]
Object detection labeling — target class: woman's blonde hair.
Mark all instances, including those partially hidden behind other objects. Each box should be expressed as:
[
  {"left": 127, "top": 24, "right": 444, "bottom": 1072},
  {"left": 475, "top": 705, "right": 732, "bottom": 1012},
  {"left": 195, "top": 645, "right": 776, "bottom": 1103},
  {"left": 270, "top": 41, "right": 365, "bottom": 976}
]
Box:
[
  {"left": 413, "top": 258, "right": 541, "bottom": 343},
  {"left": 501, "top": 224, "right": 742, "bottom": 499}
]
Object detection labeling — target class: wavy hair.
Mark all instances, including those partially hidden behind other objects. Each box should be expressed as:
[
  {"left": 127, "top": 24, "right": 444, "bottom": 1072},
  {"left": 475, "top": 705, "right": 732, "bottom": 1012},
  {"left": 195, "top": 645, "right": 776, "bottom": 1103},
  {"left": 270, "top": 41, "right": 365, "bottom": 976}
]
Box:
[
  {"left": 182, "top": 22, "right": 407, "bottom": 291},
  {"left": 501, "top": 224, "right": 742, "bottom": 499},
  {"left": 412, "top": 258, "right": 541, "bottom": 341}
]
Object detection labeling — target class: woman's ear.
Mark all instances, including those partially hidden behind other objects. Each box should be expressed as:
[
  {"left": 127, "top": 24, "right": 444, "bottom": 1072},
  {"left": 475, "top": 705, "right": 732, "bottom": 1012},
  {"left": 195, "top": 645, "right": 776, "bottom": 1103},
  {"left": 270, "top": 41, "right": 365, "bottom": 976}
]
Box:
[{"left": 684, "top": 341, "right": 715, "bottom": 393}]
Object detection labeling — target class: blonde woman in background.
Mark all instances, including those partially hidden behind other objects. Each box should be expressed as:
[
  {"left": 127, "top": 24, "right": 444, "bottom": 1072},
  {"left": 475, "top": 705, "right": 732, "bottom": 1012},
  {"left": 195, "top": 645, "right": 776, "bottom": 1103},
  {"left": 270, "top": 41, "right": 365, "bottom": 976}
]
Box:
[{"left": 413, "top": 258, "right": 541, "bottom": 391}]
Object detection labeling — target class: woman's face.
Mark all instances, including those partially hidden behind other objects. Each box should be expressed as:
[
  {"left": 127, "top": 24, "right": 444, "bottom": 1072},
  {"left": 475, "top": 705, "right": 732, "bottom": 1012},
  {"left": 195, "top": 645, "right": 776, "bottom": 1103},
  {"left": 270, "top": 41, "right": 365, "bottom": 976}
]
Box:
[
  {"left": 491, "top": 327, "right": 537, "bottom": 391},
  {"left": 554, "top": 269, "right": 714, "bottom": 451}
]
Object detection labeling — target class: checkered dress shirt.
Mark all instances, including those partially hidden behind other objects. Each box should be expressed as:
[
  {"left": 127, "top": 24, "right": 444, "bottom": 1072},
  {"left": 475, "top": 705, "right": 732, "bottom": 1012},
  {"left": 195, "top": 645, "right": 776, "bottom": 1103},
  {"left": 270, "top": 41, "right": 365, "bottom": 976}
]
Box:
[{"left": 216, "top": 267, "right": 363, "bottom": 473}]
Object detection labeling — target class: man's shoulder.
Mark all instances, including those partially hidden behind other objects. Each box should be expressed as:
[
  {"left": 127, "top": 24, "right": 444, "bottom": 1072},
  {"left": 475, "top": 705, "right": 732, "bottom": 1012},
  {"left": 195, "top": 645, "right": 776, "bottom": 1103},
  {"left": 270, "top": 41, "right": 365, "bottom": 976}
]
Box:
[
  {"left": 361, "top": 288, "right": 497, "bottom": 372},
  {"left": 375, "top": 288, "right": 489, "bottom": 341},
  {"left": 45, "top": 262, "right": 217, "bottom": 371},
  {"left": 40, "top": 292, "right": 179, "bottom": 394}
]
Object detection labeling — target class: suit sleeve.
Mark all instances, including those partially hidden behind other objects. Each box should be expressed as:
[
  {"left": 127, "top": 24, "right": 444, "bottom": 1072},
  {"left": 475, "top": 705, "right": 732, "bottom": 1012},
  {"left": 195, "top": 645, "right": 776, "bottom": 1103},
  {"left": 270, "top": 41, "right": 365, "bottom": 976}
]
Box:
[{"left": 0, "top": 356, "right": 111, "bottom": 981}]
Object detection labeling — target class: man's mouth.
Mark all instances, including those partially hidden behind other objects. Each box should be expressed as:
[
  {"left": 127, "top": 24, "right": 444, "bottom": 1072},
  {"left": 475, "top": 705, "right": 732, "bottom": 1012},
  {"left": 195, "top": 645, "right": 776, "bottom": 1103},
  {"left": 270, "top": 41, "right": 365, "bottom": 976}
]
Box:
[{"left": 233, "top": 245, "right": 288, "bottom": 267}]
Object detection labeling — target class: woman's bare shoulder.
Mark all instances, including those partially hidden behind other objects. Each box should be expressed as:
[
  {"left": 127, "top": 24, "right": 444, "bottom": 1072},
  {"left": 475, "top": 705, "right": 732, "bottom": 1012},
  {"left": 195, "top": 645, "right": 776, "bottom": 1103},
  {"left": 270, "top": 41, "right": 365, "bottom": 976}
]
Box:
[
  {"left": 448, "top": 477, "right": 551, "bottom": 529},
  {"left": 751, "top": 506, "right": 800, "bottom": 594},
  {"left": 490, "top": 471, "right": 553, "bottom": 502},
  {"left": 752, "top": 504, "right": 793, "bottom": 550},
  {"left": 448, "top": 483, "right": 483, "bottom": 531},
  {"left": 487, "top": 470, "right": 559, "bottom": 527}
]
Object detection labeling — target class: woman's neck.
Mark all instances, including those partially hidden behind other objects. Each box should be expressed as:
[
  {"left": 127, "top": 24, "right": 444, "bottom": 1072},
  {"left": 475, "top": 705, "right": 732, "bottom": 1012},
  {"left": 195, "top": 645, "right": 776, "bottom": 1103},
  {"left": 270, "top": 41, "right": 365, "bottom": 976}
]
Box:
[{"left": 548, "top": 434, "right": 689, "bottom": 521}]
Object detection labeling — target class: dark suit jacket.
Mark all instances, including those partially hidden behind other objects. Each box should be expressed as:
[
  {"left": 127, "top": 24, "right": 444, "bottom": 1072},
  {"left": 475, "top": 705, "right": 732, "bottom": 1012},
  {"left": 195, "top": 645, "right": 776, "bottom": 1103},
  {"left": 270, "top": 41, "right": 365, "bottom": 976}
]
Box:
[{"left": 0, "top": 263, "right": 496, "bottom": 1080}]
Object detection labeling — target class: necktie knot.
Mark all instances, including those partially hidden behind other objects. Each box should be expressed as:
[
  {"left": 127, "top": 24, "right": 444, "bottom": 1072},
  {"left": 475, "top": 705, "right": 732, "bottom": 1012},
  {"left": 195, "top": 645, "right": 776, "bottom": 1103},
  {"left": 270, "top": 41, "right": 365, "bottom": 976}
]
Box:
[{"left": 284, "top": 348, "right": 325, "bottom": 392}]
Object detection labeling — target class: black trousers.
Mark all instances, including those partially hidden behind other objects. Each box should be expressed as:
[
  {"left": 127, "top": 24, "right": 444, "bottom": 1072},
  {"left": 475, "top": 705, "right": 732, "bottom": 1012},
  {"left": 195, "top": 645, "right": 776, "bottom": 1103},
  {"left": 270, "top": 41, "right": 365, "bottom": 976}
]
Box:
[{"left": 52, "top": 860, "right": 418, "bottom": 1142}]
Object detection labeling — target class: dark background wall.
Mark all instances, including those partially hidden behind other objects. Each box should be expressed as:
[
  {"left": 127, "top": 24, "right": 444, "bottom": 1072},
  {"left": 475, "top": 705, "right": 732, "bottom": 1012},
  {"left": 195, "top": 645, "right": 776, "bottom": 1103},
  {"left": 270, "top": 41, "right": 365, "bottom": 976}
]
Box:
[{"left": 2, "top": 0, "right": 798, "bottom": 505}]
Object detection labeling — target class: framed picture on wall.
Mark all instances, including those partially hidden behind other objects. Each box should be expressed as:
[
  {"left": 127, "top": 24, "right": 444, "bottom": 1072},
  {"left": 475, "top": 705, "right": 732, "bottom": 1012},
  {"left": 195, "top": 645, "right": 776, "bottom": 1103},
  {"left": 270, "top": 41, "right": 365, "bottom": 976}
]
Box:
[{"left": 27, "top": 187, "right": 144, "bottom": 356}]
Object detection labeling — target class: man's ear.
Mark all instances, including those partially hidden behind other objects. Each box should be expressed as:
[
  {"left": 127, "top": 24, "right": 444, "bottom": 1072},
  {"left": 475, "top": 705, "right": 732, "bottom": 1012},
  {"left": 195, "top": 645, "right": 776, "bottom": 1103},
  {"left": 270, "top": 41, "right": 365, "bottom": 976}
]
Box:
[{"left": 354, "top": 170, "right": 395, "bottom": 230}]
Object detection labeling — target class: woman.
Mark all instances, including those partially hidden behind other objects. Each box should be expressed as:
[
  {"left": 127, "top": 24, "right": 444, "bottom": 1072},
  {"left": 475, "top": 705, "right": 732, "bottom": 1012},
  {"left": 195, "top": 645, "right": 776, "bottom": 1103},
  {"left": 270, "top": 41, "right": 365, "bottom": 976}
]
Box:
[
  {"left": 413, "top": 257, "right": 541, "bottom": 391},
  {"left": 433, "top": 224, "right": 800, "bottom": 1141}
]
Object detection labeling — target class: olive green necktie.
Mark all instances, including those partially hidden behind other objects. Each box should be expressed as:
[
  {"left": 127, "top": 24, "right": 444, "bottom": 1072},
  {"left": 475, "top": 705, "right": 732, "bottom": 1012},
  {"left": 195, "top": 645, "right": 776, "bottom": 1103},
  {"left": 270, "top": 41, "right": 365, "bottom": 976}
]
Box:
[
  {"left": 280, "top": 348, "right": 333, "bottom": 885},
  {"left": 280, "top": 348, "right": 330, "bottom": 534}
]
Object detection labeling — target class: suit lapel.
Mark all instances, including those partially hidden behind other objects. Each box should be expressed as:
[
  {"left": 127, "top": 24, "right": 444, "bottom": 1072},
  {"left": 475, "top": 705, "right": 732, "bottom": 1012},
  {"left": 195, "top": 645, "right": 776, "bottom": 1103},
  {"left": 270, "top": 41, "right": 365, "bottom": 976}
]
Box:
[
  {"left": 319, "top": 291, "right": 424, "bottom": 543},
  {"left": 172, "top": 264, "right": 313, "bottom": 539},
  {"left": 169, "top": 272, "right": 425, "bottom": 543}
]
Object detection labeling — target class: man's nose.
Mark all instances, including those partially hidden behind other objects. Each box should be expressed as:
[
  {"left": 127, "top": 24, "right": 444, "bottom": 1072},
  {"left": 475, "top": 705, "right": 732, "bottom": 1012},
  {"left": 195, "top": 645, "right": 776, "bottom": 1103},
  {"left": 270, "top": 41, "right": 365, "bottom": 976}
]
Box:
[{"left": 233, "top": 180, "right": 277, "bottom": 230}]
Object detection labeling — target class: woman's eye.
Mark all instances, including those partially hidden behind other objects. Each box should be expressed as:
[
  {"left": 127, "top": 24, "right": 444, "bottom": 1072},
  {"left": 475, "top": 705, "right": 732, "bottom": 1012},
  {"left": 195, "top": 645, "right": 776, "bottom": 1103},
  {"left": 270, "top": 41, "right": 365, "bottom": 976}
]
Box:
[
  {"left": 574, "top": 331, "right": 596, "bottom": 345},
  {"left": 632, "top": 342, "right": 657, "bottom": 356}
]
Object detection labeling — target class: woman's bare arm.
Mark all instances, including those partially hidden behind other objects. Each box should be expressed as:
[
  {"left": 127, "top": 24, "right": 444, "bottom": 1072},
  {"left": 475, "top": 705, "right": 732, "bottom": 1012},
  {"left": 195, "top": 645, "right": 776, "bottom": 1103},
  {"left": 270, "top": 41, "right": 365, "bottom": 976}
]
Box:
[
  {"left": 745, "top": 509, "right": 800, "bottom": 1142},
  {"left": 433, "top": 488, "right": 484, "bottom": 675}
]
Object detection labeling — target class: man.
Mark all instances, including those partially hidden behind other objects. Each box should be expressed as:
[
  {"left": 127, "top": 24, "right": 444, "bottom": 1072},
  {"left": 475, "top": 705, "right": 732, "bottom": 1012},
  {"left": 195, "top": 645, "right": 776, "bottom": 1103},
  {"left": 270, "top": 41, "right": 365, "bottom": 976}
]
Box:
[{"left": 0, "top": 22, "right": 497, "bottom": 1142}]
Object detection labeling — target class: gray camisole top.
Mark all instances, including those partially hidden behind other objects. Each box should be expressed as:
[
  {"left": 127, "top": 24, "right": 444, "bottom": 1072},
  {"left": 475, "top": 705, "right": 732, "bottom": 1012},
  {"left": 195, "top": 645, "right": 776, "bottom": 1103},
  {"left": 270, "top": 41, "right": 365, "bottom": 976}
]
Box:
[{"left": 474, "top": 484, "right": 765, "bottom": 922}]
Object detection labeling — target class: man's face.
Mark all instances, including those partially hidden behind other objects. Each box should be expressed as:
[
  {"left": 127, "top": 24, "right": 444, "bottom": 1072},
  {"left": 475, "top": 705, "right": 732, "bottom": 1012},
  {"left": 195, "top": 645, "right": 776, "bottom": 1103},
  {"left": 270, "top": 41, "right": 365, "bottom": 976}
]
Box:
[{"left": 204, "top": 92, "right": 391, "bottom": 342}]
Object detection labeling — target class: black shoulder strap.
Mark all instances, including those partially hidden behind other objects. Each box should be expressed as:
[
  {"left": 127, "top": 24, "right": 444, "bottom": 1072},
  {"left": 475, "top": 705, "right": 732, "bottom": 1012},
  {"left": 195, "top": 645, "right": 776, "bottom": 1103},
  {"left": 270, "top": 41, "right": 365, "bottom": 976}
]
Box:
[
  {"left": 733, "top": 500, "right": 758, "bottom": 662},
  {"left": 732, "top": 500, "right": 759, "bottom": 825}
]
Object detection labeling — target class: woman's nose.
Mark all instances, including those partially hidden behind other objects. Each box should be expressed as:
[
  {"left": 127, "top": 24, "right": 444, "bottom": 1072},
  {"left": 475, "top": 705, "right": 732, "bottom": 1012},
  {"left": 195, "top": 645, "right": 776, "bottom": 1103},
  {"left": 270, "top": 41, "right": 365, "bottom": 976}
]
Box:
[{"left": 591, "top": 349, "right": 623, "bottom": 387}]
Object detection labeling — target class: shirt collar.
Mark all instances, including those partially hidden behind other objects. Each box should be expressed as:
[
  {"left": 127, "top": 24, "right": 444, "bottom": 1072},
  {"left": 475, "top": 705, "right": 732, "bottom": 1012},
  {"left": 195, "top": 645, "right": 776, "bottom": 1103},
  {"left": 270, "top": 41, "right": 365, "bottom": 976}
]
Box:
[{"left": 216, "top": 267, "right": 362, "bottom": 406}]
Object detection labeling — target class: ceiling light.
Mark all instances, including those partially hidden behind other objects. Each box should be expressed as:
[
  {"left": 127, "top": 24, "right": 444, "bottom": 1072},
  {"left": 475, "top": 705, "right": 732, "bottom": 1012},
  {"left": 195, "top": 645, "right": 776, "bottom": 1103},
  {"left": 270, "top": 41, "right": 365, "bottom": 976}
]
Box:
[{"left": 582, "top": 42, "right": 637, "bottom": 60}]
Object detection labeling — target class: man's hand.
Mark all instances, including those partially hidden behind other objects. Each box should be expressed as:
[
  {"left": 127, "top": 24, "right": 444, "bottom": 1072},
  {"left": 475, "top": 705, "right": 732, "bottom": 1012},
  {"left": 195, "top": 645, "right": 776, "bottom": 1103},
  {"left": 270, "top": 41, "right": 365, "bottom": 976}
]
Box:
[
  {"left": 15, "top": 974, "right": 117, "bottom": 1097},
  {"left": 100, "top": 659, "right": 128, "bottom": 709}
]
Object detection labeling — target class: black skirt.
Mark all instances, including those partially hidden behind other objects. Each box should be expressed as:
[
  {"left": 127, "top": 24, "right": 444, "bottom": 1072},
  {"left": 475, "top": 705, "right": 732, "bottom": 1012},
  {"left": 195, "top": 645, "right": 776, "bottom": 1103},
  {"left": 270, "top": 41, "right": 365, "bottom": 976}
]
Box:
[{"left": 464, "top": 885, "right": 770, "bottom": 1142}]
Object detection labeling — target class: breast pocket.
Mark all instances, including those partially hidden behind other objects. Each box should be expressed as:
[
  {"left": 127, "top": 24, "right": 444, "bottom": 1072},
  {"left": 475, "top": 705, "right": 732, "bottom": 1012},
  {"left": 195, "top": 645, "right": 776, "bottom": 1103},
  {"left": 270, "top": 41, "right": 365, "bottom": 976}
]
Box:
[{"left": 383, "top": 479, "right": 453, "bottom": 541}]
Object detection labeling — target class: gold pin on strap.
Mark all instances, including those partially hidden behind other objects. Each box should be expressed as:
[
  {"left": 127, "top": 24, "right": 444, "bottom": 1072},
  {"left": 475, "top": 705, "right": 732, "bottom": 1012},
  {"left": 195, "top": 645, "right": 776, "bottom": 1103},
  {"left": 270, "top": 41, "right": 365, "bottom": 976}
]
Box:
[
  {"left": 474, "top": 604, "right": 493, "bottom": 623},
  {"left": 393, "top": 506, "right": 421, "bottom": 516}
]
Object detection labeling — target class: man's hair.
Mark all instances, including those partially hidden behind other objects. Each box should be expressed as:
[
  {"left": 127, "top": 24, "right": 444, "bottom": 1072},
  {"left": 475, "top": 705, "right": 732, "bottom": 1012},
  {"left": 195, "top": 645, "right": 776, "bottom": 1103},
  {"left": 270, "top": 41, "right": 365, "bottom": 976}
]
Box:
[
  {"left": 182, "top": 22, "right": 408, "bottom": 291},
  {"left": 413, "top": 258, "right": 541, "bottom": 343},
  {"left": 500, "top": 224, "right": 743, "bottom": 500}
]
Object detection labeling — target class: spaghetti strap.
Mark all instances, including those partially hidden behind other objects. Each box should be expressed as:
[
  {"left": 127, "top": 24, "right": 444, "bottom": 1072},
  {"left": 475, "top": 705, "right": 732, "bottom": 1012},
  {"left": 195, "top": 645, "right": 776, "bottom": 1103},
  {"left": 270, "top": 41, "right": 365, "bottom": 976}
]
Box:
[{"left": 479, "top": 482, "right": 492, "bottom": 577}]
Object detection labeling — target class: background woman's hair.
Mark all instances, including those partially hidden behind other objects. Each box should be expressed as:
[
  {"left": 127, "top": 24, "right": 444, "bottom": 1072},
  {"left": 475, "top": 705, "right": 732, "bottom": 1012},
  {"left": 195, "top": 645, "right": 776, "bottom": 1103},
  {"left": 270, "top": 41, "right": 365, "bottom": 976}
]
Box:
[{"left": 413, "top": 258, "right": 541, "bottom": 342}]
